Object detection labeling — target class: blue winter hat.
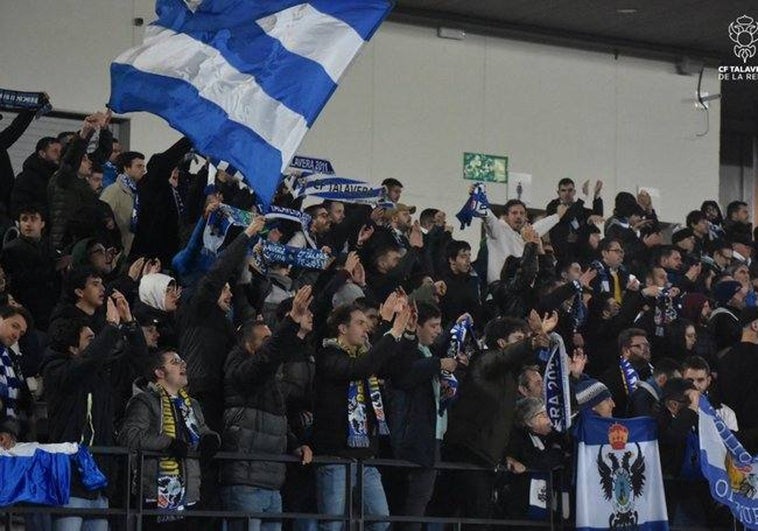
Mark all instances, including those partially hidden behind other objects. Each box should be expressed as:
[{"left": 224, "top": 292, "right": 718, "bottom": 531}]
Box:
[
  {"left": 713, "top": 280, "right": 742, "bottom": 306},
  {"left": 575, "top": 378, "right": 612, "bottom": 411}
]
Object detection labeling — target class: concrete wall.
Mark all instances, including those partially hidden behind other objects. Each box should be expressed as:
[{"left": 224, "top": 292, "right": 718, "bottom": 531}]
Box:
[{"left": 0, "top": 1, "right": 721, "bottom": 245}]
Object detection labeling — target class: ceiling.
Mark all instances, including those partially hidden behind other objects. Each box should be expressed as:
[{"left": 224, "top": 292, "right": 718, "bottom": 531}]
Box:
[{"left": 388, "top": 0, "right": 758, "bottom": 134}]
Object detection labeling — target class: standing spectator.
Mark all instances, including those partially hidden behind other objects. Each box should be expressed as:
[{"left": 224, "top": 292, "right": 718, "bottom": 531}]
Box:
[
  {"left": 287, "top": 204, "right": 332, "bottom": 250},
  {"left": 1, "top": 204, "right": 60, "bottom": 330},
  {"left": 0, "top": 305, "right": 33, "bottom": 422},
  {"left": 100, "top": 151, "right": 146, "bottom": 256},
  {"left": 10, "top": 131, "right": 59, "bottom": 221},
  {"left": 718, "top": 307, "right": 758, "bottom": 452},
  {"left": 438, "top": 240, "right": 480, "bottom": 325},
  {"left": 48, "top": 112, "right": 112, "bottom": 251},
  {"left": 708, "top": 280, "right": 745, "bottom": 353},
  {"left": 724, "top": 200, "right": 752, "bottom": 246},
  {"left": 131, "top": 137, "right": 193, "bottom": 265},
  {"left": 220, "top": 287, "right": 314, "bottom": 531},
  {"left": 439, "top": 312, "right": 555, "bottom": 527},
  {"left": 119, "top": 348, "right": 220, "bottom": 530},
  {"left": 384, "top": 302, "right": 457, "bottom": 531},
  {"left": 313, "top": 300, "right": 412, "bottom": 531},
  {"left": 482, "top": 199, "right": 566, "bottom": 284},
  {"left": 545, "top": 178, "right": 603, "bottom": 262},
  {"left": 181, "top": 215, "right": 265, "bottom": 432},
  {"left": 598, "top": 328, "right": 653, "bottom": 417},
  {"left": 43, "top": 291, "right": 143, "bottom": 531}
]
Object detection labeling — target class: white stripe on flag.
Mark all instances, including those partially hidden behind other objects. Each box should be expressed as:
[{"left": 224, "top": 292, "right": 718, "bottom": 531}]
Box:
[
  {"left": 256, "top": 3, "right": 365, "bottom": 83},
  {"left": 115, "top": 26, "right": 308, "bottom": 164}
]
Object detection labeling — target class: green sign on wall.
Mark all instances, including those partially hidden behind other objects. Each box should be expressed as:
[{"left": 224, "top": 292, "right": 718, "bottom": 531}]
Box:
[{"left": 462, "top": 152, "right": 508, "bottom": 183}]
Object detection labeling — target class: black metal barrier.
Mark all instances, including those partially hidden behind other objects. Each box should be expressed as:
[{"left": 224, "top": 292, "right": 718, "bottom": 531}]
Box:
[
  {"left": 0, "top": 446, "right": 559, "bottom": 530},
  {"left": 0, "top": 446, "right": 736, "bottom": 530}
]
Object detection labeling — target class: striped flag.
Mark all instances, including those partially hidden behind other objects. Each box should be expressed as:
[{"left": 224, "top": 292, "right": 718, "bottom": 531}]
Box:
[{"left": 109, "top": 0, "right": 392, "bottom": 206}]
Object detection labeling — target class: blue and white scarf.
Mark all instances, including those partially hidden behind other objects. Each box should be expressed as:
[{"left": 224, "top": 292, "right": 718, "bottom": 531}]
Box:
[
  {"left": 290, "top": 174, "right": 390, "bottom": 207},
  {"left": 0, "top": 347, "right": 21, "bottom": 418},
  {"left": 0, "top": 88, "right": 52, "bottom": 118},
  {"left": 570, "top": 279, "right": 587, "bottom": 332},
  {"left": 203, "top": 203, "right": 255, "bottom": 254},
  {"left": 251, "top": 241, "right": 330, "bottom": 272},
  {"left": 119, "top": 174, "right": 139, "bottom": 233},
  {"left": 440, "top": 318, "right": 477, "bottom": 414},
  {"left": 264, "top": 205, "right": 317, "bottom": 248},
  {"left": 324, "top": 338, "right": 389, "bottom": 448},
  {"left": 619, "top": 357, "right": 640, "bottom": 395},
  {"left": 455, "top": 183, "right": 489, "bottom": 229},
  {"left": 288, "top": 156, "right": 335, "bottom": 175},
  {"left": 543, "top": 334, "right": 572, "bottom": 432}
]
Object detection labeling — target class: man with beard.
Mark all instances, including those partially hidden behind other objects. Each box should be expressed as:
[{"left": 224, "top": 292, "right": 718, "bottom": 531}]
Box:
[{"left": 598, "top": 327, "right": 653, "bottom": 417}]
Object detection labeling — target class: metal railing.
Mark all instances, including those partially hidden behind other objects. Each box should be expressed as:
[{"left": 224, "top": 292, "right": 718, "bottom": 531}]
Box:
[
  {"left": 0, "top": 446, "right": 735, "bottom": 530},
  {"left": 0, "top": 446, "right": 562, "bottom": 530}
]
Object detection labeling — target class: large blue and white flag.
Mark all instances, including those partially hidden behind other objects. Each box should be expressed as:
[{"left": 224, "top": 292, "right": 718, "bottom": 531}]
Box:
[
  {"left": 0, "top": 442, "right": 106, "bottom": 506},
  {"left": 575, "top": 411, "right": 669, "bottom": 531},
  {"left": 698, "top": 396, "right": 758, "bottom": 529},
  {"left": 109, "top": 0, "right": 392, "bottom": 206}
]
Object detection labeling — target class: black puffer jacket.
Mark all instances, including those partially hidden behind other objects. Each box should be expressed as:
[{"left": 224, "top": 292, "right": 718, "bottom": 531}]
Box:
[
  {"left": 220, "top": 317, "right": 301, "bottom": 489},
  {"left": 47, "top": 135, "right": 98, "bottom": 251},
  {"left": 11, "top": 152, "right": 58, "bottom": 218},
  {"left": 180, "top": 229, "right": 252, "bottom": 394},
  {"left": 444, "top": 339, "right": 536, "bottom": 467}
]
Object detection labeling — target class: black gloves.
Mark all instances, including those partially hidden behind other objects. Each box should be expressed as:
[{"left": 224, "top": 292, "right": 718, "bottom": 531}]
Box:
[
  {"left": 167, "top": 437, "right": 189, "bottom": 458},
  {"left": 199, "top": 433, "right": 221, "bottom": 460}
]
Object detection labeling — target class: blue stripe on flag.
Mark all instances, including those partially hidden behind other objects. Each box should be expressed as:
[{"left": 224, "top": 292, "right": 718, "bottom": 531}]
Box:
[
  {"left": 151, "top": 25, "right": 337, "bottom": 125},
  {"left": 110, "top": 63, "right": 283, "bottom": 203},
  {"left": 159, "top": 0, "right": 391, "bottom": 41},
  {"left": 575, "top": 412, "right": 658, "bottom": 446}
]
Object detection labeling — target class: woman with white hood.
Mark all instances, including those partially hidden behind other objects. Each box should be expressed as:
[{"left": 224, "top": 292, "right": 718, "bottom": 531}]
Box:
[{"left": 133, "top": 272, "right": 181, "bottom": 347}]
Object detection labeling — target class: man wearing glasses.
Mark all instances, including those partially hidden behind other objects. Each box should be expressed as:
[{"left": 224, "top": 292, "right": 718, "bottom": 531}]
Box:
[
  {"left": 598, "top": 327, "right": 654, "bottom": 418},
  {"left": 590, "top": 238, "right": 630, "bottom": 304}
]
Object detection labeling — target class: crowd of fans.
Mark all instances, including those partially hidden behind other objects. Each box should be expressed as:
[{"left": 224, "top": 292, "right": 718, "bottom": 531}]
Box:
[{"left": 0, "top": 105, "right": 756, "bottom": 531}]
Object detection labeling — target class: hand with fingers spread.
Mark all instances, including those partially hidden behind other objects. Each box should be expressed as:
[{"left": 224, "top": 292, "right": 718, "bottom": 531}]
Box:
[
  {"left": 379, "top": 291, "right": 400, "bottom": 322},
  {"left": 144, "top": 258, "right": 162, "bottom": 276},
  {"left": 390, "top": 304, "right": 412, "bottom": 339},
  {"left": 288, "top": 285, "right": 314, "bottom": 325},
  {"left": 594, "top": 180, "right": 603, "bottom": 198},
  {"left": 128, "top": 257, "right": 147, "bottom": 281},
  {"left": 579, "top": 267, "right": 597, "bottom": 289}
]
